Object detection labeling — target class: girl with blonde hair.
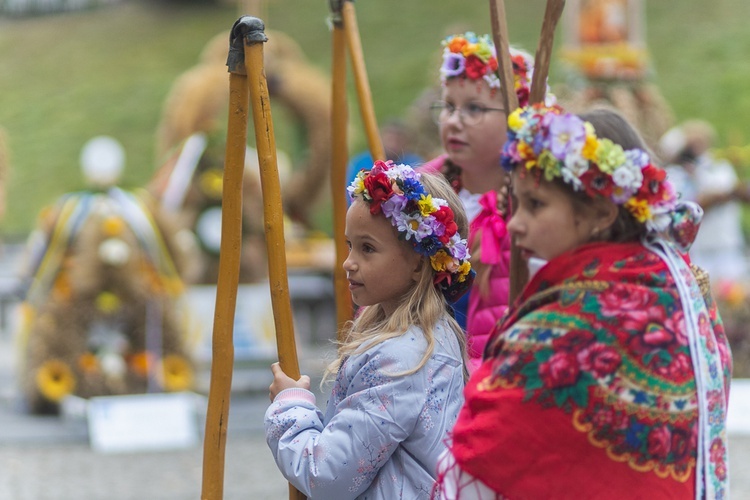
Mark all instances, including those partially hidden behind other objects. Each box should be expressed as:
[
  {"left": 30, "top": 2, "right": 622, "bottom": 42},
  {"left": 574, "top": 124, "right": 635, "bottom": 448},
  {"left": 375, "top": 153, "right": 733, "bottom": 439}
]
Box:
[{"left": 266, "top": 161, "right": 473, "bottom": 499}]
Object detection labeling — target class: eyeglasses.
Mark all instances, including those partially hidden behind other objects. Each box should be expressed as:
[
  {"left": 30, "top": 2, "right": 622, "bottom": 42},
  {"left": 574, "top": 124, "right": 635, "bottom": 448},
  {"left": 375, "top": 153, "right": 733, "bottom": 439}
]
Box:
[{"left": 430, "top": 101, "right": 506, "bottom": 126}]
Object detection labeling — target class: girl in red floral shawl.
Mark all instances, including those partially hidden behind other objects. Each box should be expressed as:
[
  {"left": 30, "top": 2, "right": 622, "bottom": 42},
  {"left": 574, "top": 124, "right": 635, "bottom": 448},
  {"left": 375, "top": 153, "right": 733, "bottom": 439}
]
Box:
[{"left": 434, "top": 106, "right": 732, "bottom": 499}]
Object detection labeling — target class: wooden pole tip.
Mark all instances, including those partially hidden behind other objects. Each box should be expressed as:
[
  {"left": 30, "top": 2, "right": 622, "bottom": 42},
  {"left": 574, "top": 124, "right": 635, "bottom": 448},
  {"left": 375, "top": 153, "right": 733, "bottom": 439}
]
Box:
[
  {"left": 227, "top": 16, "right": 268, "bottom": 73},
  {"left": 232, "top": 16, "right": 267, "bottom": 43}
]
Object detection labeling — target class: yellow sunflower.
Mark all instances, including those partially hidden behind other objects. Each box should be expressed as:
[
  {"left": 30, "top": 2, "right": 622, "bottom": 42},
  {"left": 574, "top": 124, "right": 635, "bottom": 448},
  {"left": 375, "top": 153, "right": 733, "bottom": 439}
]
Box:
[{"left": 36, "top": 360, "right": 76, "bottom": 402}]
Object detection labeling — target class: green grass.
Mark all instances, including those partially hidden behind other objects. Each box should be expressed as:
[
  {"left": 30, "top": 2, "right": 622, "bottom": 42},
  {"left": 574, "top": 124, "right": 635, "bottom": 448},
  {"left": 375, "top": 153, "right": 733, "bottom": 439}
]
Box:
[{"left": 1, "top": 0, "right": 749, "bottom": 237}]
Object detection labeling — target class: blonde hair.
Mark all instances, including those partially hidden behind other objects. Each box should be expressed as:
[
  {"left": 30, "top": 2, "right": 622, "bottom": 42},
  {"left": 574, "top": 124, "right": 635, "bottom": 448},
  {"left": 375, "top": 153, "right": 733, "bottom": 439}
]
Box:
[{"left": 323, "top": 172, "right": 469, "bottom": 384}]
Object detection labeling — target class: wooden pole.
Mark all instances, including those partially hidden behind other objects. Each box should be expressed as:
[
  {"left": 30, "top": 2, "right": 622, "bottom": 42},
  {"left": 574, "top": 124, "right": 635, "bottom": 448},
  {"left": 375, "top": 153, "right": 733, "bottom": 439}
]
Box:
[
  {"left": 200, "top": 16, "right": 305, "bottom": 500},
  {"left": 530, "top": 0, "right": 566, "bottom": 105},
  {"left": 200, "top": 19, "right": 249, "bottom": 500},
  {"left": 341, "top": 0, "right": 385, "bottom": 161},
  {"left": 488, "top": 0, "right": 525, "bottom": 302},
  {"left": 242, "top": 17, "right": 305, "bottom": 500},
  {"left": 489, "top": 0, "right": 519, "bottom": 114},
  {"left": 329, "top": 1, "right": 354, "bottom": 339}
]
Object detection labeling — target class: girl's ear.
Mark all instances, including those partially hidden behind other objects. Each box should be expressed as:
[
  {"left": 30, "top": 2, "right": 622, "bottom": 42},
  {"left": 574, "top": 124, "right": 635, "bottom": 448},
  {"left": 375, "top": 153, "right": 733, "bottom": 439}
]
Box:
[
  {"left": 413, "top": 256, "right": 425, "bottom": 282},
  {"left": 594, "top": 198, "right": 619, "bottom": 231}
]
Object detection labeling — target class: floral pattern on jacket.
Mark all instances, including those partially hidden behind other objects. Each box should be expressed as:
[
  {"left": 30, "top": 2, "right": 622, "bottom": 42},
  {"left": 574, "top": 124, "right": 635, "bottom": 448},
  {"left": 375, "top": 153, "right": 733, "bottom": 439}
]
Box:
[{"left": 265, "top": 316, "right": 465, "bottom": 499}]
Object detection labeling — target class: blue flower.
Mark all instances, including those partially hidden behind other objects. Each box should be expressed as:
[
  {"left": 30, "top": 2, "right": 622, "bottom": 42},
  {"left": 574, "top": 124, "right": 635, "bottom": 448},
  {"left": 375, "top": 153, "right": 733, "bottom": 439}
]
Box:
[{"left": 416, "top": 236, "right": 442, "bottom": 256}]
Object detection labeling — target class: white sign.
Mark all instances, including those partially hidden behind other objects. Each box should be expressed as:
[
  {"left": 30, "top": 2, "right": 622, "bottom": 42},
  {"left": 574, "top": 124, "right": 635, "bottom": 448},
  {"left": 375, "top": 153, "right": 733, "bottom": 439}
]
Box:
[
  {"left": 728, "top": 378, "right": 750, "bottom": 435},
  {"left": 186, "top": 284, "right": 277, "bottom": 364},
  {"left": 87, "top": 392, "right": 202, "bottom": 453}
]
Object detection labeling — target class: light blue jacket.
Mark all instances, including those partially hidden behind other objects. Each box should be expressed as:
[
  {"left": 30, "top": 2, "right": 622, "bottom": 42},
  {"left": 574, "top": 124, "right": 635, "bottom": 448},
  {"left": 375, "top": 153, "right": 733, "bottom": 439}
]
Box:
[{"left": 264, "top": 316, "right": 465, "bottom": 499}]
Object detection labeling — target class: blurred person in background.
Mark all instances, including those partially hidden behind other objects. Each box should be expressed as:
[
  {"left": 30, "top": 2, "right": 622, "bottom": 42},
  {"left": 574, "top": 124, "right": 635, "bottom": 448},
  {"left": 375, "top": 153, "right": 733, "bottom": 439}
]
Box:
[
  {"left": 659, "top": 119, "right": 750, "bottom": 283},
  {"left": 346, "top": 118, "right": 424, "bottom": 187},
  {"left": 419, "top": 31, "right": 553, "bottom": 373}
]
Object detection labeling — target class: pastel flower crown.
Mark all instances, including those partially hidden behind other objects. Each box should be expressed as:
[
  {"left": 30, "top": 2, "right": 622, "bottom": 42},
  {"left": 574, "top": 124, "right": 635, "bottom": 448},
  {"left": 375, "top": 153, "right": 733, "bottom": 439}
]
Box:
[
  {"left": 440, "top": 32, "right": 534, "bottom": 107},
  {"left": 501, "top": 104, "right": 678, "bottom": 233},
  {"left": 348, "top": 161, "right": 473, "bottom": 301}
]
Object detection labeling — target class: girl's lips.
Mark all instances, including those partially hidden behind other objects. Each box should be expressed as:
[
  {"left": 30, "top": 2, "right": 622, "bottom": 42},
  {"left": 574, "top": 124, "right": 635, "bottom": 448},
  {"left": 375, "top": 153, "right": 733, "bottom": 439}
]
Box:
[
  {"left": 518, "top": 248, "right": 534, "bottom": 261},
  {"left": 348, "top": 280, "right": 363, "bottom": 290},
  {"left": 446, "top": 138, "right": 467, "bottom": 150}
]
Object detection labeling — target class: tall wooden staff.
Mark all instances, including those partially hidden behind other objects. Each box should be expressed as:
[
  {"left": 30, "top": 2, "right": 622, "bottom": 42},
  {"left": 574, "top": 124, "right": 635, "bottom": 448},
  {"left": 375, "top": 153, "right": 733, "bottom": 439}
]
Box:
[
  {"left": 341, "top": 0, "right": 385, "bottom": 162},
  {"left": 530, "top": 0, "right": 566, "bottom": 105},
  {"left": 329, "top": 0, "right": 385, "bottom": 339},
  {"left": 329, "top": 0, "right": 354, "bottom": 337},
  {"left": 200, "top": 16, "right": 304, "bottom": 500},
  {"left": 489, "top": 0, "right": 566, "bottom": 302},
  {"left": 489, "top": 0, "right": 526, "bottom": 302}
]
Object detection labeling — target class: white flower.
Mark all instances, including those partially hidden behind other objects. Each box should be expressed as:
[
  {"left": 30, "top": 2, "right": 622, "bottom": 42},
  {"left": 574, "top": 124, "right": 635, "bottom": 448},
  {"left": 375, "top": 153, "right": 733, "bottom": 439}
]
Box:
[
  {"left": 647, "top": 211, "right": 672, "bottom": 233},
  {"left": 562, "top": 153, "right": 589, "bottom": 190},
  {"left": 387, "top": 163, "right": 420, "bottom": 181},
  {"left": 483, "top": 73, "right": 501, "bottom": 89},
  {"left": 395, "top": 212, "right": 424, "bottom": 241},
  {"left": 625, "top": 149, "right": 650, "bottom": 169},
  {"left": 612, "top": 163, "right": 644, "bottom": 190}
]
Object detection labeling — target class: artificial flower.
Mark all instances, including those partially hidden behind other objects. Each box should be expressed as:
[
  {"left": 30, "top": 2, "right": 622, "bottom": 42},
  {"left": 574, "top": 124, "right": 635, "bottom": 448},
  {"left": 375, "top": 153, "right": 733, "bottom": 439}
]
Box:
[
  {"left": 502, "top": 104, "right": 678, "bottom": 230},
  {"left": 349, "top": 161, "right": 472, "bottom": 289}
]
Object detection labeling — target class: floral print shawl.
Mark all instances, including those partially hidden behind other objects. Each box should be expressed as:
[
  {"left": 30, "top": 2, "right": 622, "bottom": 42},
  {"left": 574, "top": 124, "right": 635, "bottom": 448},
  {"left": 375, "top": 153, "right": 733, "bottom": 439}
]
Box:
[{"left": 440, "top": 241, "right": 731, "bottom": 499}]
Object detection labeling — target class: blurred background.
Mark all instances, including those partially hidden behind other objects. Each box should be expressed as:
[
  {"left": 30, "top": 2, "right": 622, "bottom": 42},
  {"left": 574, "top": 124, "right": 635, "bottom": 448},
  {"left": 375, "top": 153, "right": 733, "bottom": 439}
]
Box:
[{"left": 1, "top": 0, "right": 749, "bottom": 237}]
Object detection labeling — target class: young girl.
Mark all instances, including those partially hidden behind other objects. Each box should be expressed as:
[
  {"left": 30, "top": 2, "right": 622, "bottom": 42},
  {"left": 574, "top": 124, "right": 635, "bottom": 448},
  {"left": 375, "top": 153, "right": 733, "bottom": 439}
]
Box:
[
  {"left": 421, "top": 32, "right": 550, "bottom": 372},
  {"left": 434, "top": 105, "right": 732, "bottom": 498},
  {"left": 265, "top": 160, "right": 474, "bottom": 499}
]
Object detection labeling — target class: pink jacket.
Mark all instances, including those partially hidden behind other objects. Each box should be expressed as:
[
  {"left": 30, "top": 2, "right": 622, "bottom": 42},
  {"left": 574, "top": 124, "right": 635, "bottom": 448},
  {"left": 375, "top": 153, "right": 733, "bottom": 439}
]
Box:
[{"left": 419, "top": 156, "right": 512, "bottom": 372}]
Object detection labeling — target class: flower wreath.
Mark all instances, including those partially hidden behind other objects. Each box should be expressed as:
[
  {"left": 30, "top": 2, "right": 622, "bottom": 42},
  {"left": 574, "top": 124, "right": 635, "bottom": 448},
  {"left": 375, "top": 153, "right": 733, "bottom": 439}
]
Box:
[
  {"left": 501, "top": 104, "right": 678, "bottom": 233},
  {"left": 348, "top": 160, "right": 474, "bottom": 302},
  {"left": 440, "top": 32, "right": 534, "bottom": 107}
]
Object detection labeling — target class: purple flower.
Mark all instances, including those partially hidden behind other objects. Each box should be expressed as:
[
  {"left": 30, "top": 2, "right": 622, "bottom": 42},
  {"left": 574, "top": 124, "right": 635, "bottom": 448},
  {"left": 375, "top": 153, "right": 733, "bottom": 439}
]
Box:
[
  {"left": 548, "top": 114, "right": 586, "bottom": 161},
  {"left": 625, "top": 149, "right": 650, "bottom": 169},
  {"left": 448, "top": 234, "right": 469, "bottom": 260},
  {"left": 440, "top": 53, "right": 465, "bottom": 79},
  {"left": 430, "top": 217, "right": 446, "bottom": 239},
  {"left": 395, "top": 213, "right": 432, "bottom": 241},
  {"left": 381, "top": 194, "right": 408, "bottom": 218}
]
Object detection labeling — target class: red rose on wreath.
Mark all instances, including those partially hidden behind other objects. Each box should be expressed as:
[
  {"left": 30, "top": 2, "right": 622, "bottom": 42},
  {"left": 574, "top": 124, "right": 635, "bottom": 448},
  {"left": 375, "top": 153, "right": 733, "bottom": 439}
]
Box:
[
  {"left": 363, "top": 171, "right": 393, "bottom": 215},
  {"left": 464, "top": 55, "right": 488, "bottom": 80},
  {"left": 432, "top": 206, "right": 457, "bottom": 243}
]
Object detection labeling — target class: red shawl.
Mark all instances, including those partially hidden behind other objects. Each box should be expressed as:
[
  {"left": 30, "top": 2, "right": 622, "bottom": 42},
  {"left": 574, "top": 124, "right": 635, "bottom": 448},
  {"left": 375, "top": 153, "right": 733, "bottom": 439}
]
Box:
[{"left": 448, "top": 242, "right": 731, "bottom": 498}]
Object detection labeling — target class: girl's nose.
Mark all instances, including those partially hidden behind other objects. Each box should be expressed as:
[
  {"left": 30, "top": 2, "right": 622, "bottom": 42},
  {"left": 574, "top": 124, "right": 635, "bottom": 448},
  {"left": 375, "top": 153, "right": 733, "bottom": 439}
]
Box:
[
  {"left": 343, "top": 255, "right": 355, "bottom": 272},
  {"left": 507, "top": 213, "right": 522, "bottom": 236},
  {"left": 444, "top": 109, "right": 463, "bottom": 127}
]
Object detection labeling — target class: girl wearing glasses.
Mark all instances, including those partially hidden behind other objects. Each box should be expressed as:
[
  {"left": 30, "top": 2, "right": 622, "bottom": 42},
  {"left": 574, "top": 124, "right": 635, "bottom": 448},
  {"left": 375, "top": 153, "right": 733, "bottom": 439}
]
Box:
[{"left": 421, "top": 32, "right": 551, "bottom": 373}]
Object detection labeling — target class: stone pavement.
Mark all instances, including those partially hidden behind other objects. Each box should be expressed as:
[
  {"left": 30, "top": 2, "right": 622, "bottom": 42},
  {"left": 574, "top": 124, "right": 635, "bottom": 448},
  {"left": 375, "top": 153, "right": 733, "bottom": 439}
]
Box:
[{"left": 1, "top": 342, "right": 749, "bottom": 499}]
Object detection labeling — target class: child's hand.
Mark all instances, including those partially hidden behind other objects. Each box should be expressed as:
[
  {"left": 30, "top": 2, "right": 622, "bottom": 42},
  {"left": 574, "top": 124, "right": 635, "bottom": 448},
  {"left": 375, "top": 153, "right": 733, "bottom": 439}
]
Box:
[{"left": 269, "top": 362, "right": 311, "bottom": 401}]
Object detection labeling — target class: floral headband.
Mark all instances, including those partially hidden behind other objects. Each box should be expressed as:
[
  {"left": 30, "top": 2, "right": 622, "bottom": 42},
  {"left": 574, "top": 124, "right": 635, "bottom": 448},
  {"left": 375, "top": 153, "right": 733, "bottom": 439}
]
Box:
[
  {"left": 440, "top": 32, "right": 534, "bottom": 107},
  {"left": 501, "top": 104, "right": 679, "bottom": 233},
  {"left": 348, "top": 160, "right": 474, "bottom": 302}
]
